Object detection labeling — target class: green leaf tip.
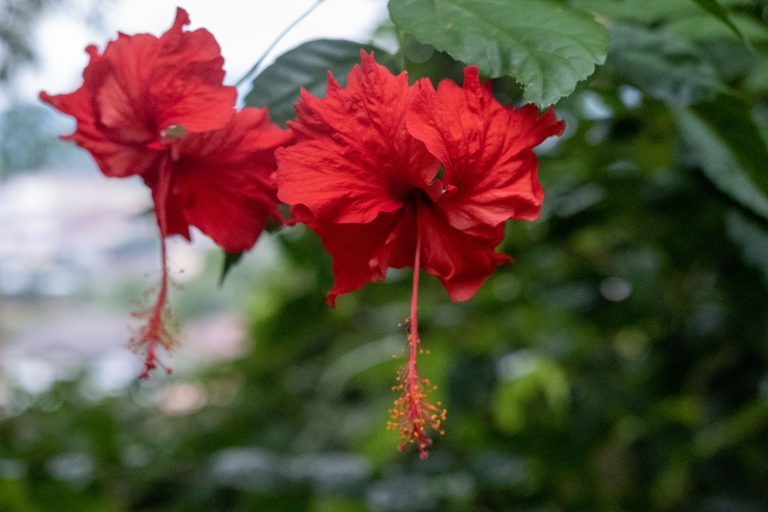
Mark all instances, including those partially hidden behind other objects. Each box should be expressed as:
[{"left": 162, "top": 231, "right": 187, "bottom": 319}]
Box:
[{"left": 219, "top": 250, "right": 245, "bottom": 288}]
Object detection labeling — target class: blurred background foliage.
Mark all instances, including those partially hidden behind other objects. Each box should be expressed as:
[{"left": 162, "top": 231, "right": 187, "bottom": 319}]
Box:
[
  {"left": 3, "top": 0, "right": 768, "bottom": 510},
  {"left": 0, "top": 0, "right": 107, "bottom": 178},
  {"left": 0, "top": 0, "right": 66, "bottom": 83}
]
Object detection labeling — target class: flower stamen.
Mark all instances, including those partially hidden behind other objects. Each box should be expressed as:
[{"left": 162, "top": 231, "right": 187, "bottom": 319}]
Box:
[
  {"left": 130, "top": 157, "right": 177, "bottom": 379},
  {"left": 387, "top": 215, "right": 446, "bottom": 458}
]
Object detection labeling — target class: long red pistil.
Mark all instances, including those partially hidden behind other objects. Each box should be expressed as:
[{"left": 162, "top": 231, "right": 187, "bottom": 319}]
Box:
[
  {"left": 388, "top": 212, "right": 447, "bottom": 458},
  {"left": 132, "top": 156, "right": 177, "bottom": 379}
]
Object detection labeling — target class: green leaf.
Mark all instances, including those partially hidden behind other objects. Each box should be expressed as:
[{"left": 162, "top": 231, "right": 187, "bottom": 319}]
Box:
[
  {"left": 689, "top": 0, "right": 748, "bottom": 46},
  {"left": 245, "top": 39, "right": 400, "bottom": 127},
  {"left": 672, "top": 96, "right": 768, "bottom": 220},
  {"left": 387, "top": 0, "right": 609, "bottom": 107},
  {"left": 610, "top": 24, "right": 723, "bottom": 105},
  {"left": 219, "top": 250, "right": 244, "bottom": 287}
]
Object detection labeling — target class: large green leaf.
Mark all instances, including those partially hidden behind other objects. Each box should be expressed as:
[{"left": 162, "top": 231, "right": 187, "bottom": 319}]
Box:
[
  {"left": 610, "top": 24, "right": 723, "bottom": 105},
  {"left": 388, "top": 0, "right": 609, "bottom": 107},
  {"left": 245, "top": 39, "right": 400, "bottom": 127},
  {"left": 673, "top": 97, "right": 768, "bottom": 220}
]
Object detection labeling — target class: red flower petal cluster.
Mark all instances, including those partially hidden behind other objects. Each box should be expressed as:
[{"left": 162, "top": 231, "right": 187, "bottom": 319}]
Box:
[
  {"left": 40, "top": 8, "right": 292, "bottom": 377},
  {"left": 277, "top": 52, "right": 564, "bottom": 457}
]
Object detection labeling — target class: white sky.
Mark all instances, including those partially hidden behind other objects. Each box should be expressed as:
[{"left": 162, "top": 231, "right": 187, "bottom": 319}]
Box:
[{"left": 11, "top": 0, "right": 388, "bottom": 105}]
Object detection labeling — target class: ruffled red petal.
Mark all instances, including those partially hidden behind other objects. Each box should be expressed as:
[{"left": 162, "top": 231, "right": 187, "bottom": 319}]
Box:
[
  {"left": 101, "top": 7, "right": 236, "bottom": 134},
  {"left": 292, "top": 205, "right": 404, "bottom": 307},
  {"left": 277, "top": 51, "right": 439, "bottom": 225},
  {"left": 406, "top": 66, "right": 565, "bottom": 231},
  {"left": 162, "top": 108, "right": 293, "bottom": 252},
  {"left": 40, "top": 81, "right": 162, "bottom": 178},
  {"left": 151, "top": 11, "right": 237, "bottom": 133},
  {"left": 142, "top": 168, "right": 191, "bottom": 241},
  {"left": 416, "top": 202, "right": 511, "bottom": 301}
]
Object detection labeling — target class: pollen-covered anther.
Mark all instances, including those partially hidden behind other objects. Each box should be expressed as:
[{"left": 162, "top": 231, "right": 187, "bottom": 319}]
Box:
[{"left": 387, "top": 365, "right": 447, "bottom": 459}]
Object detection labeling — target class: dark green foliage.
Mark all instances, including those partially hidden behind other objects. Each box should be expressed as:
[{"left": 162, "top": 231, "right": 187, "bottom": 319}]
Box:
[
  {"left": 690, "top": 0, "right": 747, "bottom": 44},
  {"left": 609, "top": 24, "right": 723, "bottom": 105}
]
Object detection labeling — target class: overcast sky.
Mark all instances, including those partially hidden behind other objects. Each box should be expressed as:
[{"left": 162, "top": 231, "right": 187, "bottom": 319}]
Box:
[{"left": 11, "top": 0, "right": 388, "bottom": 106}]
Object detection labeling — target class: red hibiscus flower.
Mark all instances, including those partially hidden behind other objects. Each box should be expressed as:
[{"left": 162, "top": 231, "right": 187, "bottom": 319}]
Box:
[
  {"left": 132, "top": 107, "right": 291, "bottom": 377},
  {"left": 40, "top": 8, "right": 291, "bottom": 377},
  {"left": 277, "top": 52, "right": 564, "bottom": 457}
]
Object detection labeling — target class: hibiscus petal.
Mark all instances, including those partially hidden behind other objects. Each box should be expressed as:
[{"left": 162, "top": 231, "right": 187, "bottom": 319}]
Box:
[
  {"left": 160, "top": 108, "right": 293, "bottom": 252},
  {"left": 93, "top": 34, "right": 158, "bottom": 141},
  {"left": 109, "top": 8, "right": 236, "bottom": 134},
  {"left": 92, "top": 8, "right": 236, "bottom": 137},
  {"left": 293, "top": 204, "right": 405, "bottom": 307},
  {"left": 179, "top": 107, "right": 291, "bottom": 162},
  {"left": 277, "top": 51, "right": 439, "bottom": 225},
  {"left": 406, "top": 66, "right": 564, "bottom": 230},
  {"left": 40, "top": 82, "right": 162, "bottom": 178},
  {"left": 142, "top": 167, "right": 191, "bottom": 241},
  {"left": 417, "top": 202, "right": 511, "bottom": 302},
  {"left": 149, "top": 64, "right": 236, "bottom": 134}
]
